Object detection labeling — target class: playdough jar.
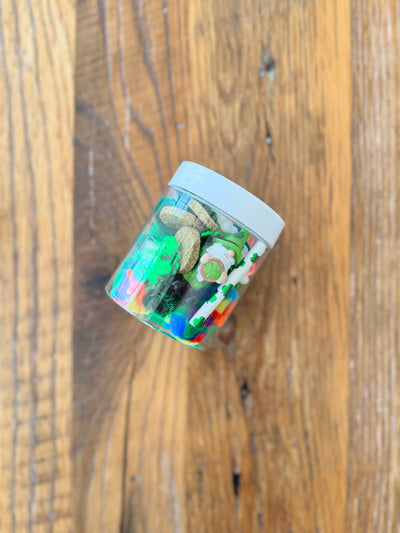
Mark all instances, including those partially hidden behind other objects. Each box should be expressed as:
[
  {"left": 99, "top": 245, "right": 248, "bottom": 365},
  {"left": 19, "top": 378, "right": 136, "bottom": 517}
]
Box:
[{"left": 106, "top": 162, "right": 284, "bottom": 348}]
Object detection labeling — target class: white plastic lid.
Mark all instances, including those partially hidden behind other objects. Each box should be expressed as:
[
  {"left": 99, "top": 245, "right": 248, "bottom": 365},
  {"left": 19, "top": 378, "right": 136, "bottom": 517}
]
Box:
[{"left": 168, "top": 161, "right": 285, "bottom": 247}]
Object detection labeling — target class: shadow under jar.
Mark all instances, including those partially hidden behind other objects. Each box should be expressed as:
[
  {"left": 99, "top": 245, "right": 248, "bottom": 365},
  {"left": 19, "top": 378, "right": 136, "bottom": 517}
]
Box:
[{"left": 105, "top": 162, "right": 284, "bottom": 349}]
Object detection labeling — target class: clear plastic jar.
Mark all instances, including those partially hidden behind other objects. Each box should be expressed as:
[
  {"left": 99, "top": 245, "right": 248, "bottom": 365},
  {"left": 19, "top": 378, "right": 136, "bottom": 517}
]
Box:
[{"left": 105, "top": 162, "right": 284, "bottom": 348}]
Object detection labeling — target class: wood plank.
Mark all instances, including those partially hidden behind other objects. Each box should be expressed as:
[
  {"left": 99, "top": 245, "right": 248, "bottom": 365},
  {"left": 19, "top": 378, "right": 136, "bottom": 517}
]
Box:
[
  {"left": 347, "top": 1, "right": 400, "bottom": 531},
  {"left": 73, "top": 1, "right": 187, "bottom": 531},
  {"left": 183, "top": 1, "right": 351, "bottom": 531},
  {"left": 0, "top": 1, "right": 75, "bottom": 531},
  {"left": 73, "top": 1, "right": 353, "bottom": 532}
]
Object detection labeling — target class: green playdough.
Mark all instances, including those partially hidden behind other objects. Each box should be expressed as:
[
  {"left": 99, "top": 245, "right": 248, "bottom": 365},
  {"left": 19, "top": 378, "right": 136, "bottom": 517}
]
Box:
[{"left": 130, "top": 234, "right": 181, "bottom": 287}]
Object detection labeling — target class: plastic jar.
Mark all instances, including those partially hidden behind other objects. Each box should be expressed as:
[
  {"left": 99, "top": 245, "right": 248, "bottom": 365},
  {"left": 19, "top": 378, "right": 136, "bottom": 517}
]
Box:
[{"left": 105, "top": 162, "right": 284, "bottom": 348}]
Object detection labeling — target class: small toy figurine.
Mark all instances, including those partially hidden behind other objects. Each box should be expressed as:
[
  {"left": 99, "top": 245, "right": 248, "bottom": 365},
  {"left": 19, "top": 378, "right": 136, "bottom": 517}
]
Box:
[{"left": 184, "top": 229, "right": 250, "bottom": 290}]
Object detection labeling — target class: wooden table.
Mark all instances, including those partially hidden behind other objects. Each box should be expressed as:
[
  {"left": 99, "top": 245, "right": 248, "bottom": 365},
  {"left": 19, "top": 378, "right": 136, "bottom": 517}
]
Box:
[{"left": 1, "top": 1, "right": 399, "bottom": 531}]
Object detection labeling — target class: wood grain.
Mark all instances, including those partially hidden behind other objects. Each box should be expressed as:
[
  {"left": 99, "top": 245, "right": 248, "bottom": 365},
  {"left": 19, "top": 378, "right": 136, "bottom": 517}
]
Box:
[
  {"left": 73, "top": 1, "right": 187, "bottom": 531},
  {"left": 1, "top": 0, "right": 399, "bottom": 531},
  {"left": 183, "top": 2, "right": 351, "bottom": 531},
  {"left": 0, "top": 1, "right": 75, "bottom": 531},
  {"left": 73, "top": 0, "right": 353, "bottom": 531},
  {"left": 347, "top": 1, "right": 400, "bottom": 531}
]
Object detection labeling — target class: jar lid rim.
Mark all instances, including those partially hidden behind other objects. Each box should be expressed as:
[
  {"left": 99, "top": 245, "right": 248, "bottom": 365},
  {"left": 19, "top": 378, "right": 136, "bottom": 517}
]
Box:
[{"left": 168, "top": 162, "right": 285, "bottom": 247}]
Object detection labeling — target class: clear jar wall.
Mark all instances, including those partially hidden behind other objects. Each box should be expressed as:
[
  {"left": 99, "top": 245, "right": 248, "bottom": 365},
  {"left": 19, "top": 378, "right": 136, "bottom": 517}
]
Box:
[{"left": 105, "top": 186, "right": 270, "bottom": 348}]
